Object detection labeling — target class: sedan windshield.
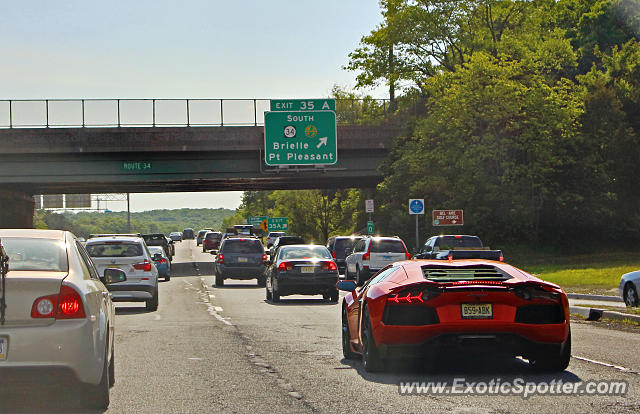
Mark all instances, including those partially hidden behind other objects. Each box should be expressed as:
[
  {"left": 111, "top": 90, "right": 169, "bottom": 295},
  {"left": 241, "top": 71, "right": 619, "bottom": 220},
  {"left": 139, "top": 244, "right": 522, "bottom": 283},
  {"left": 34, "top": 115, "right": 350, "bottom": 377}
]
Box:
[{"left": 2, "top": 237, "right": 68, "bottom": 272}]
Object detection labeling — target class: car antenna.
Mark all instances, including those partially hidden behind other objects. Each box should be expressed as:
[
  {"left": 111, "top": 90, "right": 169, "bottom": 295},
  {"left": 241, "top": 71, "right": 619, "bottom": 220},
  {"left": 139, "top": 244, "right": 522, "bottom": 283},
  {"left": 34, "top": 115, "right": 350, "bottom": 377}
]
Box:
[{"left": 0, "top": 239, "right": 8, "bottom": 326}]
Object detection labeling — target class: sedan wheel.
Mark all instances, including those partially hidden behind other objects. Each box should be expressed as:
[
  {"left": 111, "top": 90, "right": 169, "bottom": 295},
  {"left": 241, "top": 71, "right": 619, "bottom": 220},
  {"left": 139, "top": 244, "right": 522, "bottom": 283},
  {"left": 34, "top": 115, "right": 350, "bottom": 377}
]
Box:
[
  {"left": 529, "top": 331, "right": 571, "bottom": 372},
  {"left": 361, "top": 306, "right": 385, "bottom": 372},
  {"left": 272, "top": 281, "right": 281, "bottom": 303},
  {"left": 145, "top": 289, "right": 159, "bottom": 312},
  {"left": 624, "top": 283, "right": 639, "bottom": 307},
  {"left": 83, "top": 345, "right": 110, "bottom": 409}
]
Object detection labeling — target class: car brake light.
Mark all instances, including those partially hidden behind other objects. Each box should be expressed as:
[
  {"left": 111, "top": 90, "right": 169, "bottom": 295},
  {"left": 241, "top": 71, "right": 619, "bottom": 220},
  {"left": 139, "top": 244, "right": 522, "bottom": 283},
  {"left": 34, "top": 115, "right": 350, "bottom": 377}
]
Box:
[
  {"left": 218, "top": 254, "right": 224, "bottom": 264},
  {"left": 331, "top": 251, "right": 337, "bottom": 259},
  {"left": 133, "top": 260, "right": 152, "bottom": 271},
  {"left": 157, "top": 258, "right": 167, "bottom": 264},
  {"left": 32, "top": 285, "right": 86, "bottom": 319},
  {"left": 448, "top": 254, "right": 453, "bottom": 262},
  {"left": 405, "top": 252, "right": 412, "bottom": 260},
  {"left": 512, "top": 285, "right": 561, "bottom": 302},
  {"left": 387, "top": 287, "right": 440, "bottom": 304},
  {"left": 499, "top": 254, "right": 504, "bottom": 262},
  {"left": 278, "top": 261, "right": 293, "bottom": 271},
  {"left": 363, "top": 252, "right": 370, "bottom": 261},
  {"left": 322, "top": 261, "right": 338, "bottom": 271},
  {"left": 262, "top": 254, "right": 267, "bottom": 262}
]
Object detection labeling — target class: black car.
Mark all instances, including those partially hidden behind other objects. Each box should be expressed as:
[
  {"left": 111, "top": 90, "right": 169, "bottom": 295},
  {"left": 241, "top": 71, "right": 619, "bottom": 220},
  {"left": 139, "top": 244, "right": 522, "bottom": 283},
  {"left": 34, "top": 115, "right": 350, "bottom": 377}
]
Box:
[
  {"left": 182, "top": 228, "right": 195, "bottom": 240},
  {"left": 268, "top": 236, "right": 305, "bottom": 258},
  {"left": 326, "top": 236, "right": 363, "bottom": 274},
  {"left": 265, "top": 245, "right": 339, "bottom": 303},
  {"left": 214, "top": 237, "right": 267, "bottom": 287}
]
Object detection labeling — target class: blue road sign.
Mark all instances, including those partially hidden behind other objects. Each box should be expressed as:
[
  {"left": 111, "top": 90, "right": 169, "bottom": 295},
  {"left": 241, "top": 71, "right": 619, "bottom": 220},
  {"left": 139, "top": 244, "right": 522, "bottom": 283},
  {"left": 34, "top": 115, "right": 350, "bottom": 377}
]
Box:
[{"left": 409, "top": 199, "right": 425, "bottom": 215}]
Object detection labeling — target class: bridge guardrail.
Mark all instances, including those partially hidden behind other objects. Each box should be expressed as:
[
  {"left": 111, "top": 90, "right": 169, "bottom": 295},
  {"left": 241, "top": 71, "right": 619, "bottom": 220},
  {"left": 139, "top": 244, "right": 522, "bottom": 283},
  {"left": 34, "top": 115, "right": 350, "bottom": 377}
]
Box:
[{"left": 0, "top": 98, "right": 390, "bottom": 128}]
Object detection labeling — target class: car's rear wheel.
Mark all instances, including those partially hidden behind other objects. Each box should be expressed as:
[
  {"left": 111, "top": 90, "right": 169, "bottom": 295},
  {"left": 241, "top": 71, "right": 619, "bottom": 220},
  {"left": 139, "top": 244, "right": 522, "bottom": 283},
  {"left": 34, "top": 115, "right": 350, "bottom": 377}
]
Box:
[
  {"left": 342, "top": 305, "right": 357, "bottom": 359},
  {"left": 272, "top": 281, "right": 281, "bottom": 302},
  {"left": 624, "top": 283, "right": 639, "bottom": 307},
  {"left": 215, "top": 275, "right": 224, "bottom": 287},
  {"left": 83, "top": 343, "right": 110, "bottom": 409},
  {"left": 257, "top": 276, "right": 266, "bottom": 287},
  {"left": 356, "top": 267, "right": 366, "bottom": 286},
  {"left": 266, "top": 285, "right": 272, "bottom": 301},
  {"left": 361, "top": 305, "right": 385, "bottom": 372},
  {"left": 202, "top": 246, "right": 206, "bottom": 252},
  {"left": 145, "top": 289, "right": 159, "bottom": 311},
  {"left": 108, "top": 341, "right": 115, "bottom": 388},
  {"left": 165, "top": 273, "right": 171, "bottom": 282},
  {"left": 328, "top": 288, "right": 339, "bottom": 303},
  {"left": 529, "top": 331, "right": 571, "bottom": 372}
]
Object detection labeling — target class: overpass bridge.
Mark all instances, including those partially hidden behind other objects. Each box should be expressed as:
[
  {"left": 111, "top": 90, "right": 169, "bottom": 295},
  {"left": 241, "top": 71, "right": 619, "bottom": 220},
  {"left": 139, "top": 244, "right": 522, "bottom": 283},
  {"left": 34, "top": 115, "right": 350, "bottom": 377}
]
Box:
[{"left": 0, "top": 98, "right": 398, "bottom": 227}]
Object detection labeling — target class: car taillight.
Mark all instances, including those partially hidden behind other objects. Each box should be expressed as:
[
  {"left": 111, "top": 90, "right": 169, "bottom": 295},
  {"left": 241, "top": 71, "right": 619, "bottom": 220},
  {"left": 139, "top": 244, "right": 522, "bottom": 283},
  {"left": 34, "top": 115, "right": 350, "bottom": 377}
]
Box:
[
  {"left": 387, "top": 287, "right": 440, "bottom": 304},
  {"left": 499, "top": 254, "right": 504, "bottom": 262},
  {"left": 32, "top": 285, "right": 86, "bottom": 319},
  {"left": 133, "top": 260, "right": 152, "bottom": 271},
  {"left": 218, "top": 254, "right": 224, "bottom": 264},
  {"left": 512, "top": 285, "right": 561, "bottom": 302},
  {"left": 262, "top": 254, "right": 267, "bottom": 262},
  {"left": 362, "top": 252, "right": 370, "bottom": 261},
  {"left": 278, "top": 261, "right": 293, "bottom": 271},
  {"left": 405, "top": 252, "right": 412, "bottom": 260},
  {"left": 332, "top": 251, "right": 337, "bottom": 259},
  {"left": 322, "top": 261, "right": 338, "bottom": 271},
  {"left": 157, "top": 258, "right": 167, "bottom": 264}
]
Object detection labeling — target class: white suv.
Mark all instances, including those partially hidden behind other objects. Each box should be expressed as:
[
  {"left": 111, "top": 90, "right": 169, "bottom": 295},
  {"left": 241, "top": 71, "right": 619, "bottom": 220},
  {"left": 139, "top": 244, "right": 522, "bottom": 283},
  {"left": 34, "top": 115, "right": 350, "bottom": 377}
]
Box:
[
  {"left": 345, "top": 236, "right": 411, "bottom": 285},
  {"left": 85, "top": 236, "right": 159, "bottom": 311}
]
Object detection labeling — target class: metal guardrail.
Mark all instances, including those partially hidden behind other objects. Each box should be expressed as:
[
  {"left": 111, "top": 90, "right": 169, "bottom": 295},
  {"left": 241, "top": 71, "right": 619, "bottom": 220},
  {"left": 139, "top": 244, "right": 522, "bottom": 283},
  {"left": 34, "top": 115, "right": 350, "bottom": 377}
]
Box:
[{"left": 0, "top": 98, "right": 390, "bottom": 128}]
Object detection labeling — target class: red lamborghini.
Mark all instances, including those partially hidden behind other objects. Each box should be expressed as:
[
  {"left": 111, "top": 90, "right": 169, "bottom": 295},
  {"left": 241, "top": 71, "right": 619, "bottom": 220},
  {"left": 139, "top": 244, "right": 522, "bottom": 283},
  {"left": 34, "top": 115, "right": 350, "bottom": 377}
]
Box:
[{"left": 338, "top": 259, "right": 571, "bottom": 372}]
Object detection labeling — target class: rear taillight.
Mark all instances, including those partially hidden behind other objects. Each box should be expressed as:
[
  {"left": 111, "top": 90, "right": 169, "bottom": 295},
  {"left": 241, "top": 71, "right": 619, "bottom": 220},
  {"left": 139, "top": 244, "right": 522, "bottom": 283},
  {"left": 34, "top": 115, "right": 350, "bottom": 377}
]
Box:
[
  {"left": 133, "top": 260, "right": 152, "bottom": 271},
  {"left": 32, "top": 285, "right": 86, "bottom": 319},
  {"left": 512, "top": 285, "right": 561, "bottom": 302},
  {"left": 217, "top": 254, "right": 224, "bottom": 264},
  {"left": 157, "top": 258, "right": 167, "bottom": 264},
  {"left": 278, "top": 261, "right": 293, "bottom": 271},
  {"left": 322, "top": 261, "right": 338, "bottom": 271},
  {"left": 499, "top": 254, "right": 504, "bottom": 262},
  {"left": 332, "top": 251, "right": 337, "bottom": 259},
  {"left": 405, "top": 252, "right": 412, "bottom": 260},
  {"left": 387, "top": 287, "right": 440, "bottom": 304},
  {"left": 362, "top": 252, "right": 370, "bottom": 261},
  {"left": 262, "top": 254, "right": 267, "bottom": 263}
]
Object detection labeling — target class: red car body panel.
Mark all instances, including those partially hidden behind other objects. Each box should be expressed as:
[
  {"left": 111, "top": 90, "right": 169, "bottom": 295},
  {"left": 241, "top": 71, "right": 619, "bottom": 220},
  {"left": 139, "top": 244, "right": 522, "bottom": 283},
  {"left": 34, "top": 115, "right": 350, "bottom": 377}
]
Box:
[{"left": 343, "top": 259, "right": 570, "bottom": 356}]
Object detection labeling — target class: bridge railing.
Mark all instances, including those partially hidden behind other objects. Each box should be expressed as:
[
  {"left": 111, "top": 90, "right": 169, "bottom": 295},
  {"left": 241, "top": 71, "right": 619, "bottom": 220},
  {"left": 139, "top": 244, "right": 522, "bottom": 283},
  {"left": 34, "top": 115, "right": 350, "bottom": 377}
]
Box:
[{"left": 0, "top": 98, "right": 390, "bottom": 128}]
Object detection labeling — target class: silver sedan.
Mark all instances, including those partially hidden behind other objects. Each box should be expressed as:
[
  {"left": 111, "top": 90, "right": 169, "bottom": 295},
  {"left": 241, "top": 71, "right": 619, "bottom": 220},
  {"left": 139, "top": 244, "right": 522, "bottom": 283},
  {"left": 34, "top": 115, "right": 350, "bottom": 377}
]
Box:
[
  {"left": 0, "top": 229, "right": 126, "bottom": 409},
  {"left": 620, "top": 270, "right": 640, "bottom": 307}
]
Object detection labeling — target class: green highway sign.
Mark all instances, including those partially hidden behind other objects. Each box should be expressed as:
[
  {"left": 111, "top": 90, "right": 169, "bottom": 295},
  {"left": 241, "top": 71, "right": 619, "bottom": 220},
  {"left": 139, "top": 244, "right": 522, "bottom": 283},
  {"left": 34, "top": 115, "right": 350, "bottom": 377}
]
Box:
[
  {"left": 122, "top": 161, "right": 152, "bottom": 171},
  {"left": 264, "top": 111, "right": 337, "bottom": 166},
  {"left": 367, "top": 220, "right": 374, "bottom": 235},
  {"left": 268, "top": 217, "right": 289, "bottom": 231},
  {"left": 270, "top": 99, "right": 336, "bottom": 112},
  {"left": 249, "top": 216, "right": 268, "bottom": 228}
]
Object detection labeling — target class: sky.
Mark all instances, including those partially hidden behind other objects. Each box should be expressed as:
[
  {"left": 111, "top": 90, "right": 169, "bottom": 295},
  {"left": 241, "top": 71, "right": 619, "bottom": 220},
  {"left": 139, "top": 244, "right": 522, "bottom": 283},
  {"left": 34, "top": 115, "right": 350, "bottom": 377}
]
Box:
[{"left": 1, "top": 0, "right": 386, "bottom": 212}]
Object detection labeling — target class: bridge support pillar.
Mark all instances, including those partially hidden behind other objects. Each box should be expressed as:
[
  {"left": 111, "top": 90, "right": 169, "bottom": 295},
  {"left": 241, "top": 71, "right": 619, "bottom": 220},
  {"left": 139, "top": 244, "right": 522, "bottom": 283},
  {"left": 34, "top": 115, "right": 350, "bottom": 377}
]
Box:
[{"left": 0, "top": 189, "right": 34, "bottom": 229}]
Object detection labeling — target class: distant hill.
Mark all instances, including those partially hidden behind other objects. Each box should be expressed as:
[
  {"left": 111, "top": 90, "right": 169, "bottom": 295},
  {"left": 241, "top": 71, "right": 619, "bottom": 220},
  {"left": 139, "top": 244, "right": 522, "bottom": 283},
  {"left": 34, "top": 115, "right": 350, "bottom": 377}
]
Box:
[{"left": 37, "top": 208, "right": 236, "bottom": 238}]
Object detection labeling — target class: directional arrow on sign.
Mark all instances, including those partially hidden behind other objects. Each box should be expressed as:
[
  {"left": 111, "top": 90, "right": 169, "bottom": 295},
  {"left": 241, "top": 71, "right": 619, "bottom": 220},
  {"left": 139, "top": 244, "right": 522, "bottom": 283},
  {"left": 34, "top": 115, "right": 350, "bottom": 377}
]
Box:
[
  {"left": 452, "top": 220, "right": 457, "bottom": 224},
  {"left": 316, "top": 137, "right": 327, "bottom": 148}
]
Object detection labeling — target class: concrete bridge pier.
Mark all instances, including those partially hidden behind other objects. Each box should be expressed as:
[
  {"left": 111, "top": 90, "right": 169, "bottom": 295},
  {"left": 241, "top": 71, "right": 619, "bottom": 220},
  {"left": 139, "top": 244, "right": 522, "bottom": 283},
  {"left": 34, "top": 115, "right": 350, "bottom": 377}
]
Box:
[{"left": 0, "top": 189, "right": 34, "bottom": 229}]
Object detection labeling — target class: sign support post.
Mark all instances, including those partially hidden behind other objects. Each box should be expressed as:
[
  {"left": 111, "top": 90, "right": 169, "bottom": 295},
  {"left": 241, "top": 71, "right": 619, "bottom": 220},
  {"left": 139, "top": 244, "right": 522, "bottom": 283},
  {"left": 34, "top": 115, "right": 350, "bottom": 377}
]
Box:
[{"left": 409, "top": 199, "right": 425, "bottom": 252}]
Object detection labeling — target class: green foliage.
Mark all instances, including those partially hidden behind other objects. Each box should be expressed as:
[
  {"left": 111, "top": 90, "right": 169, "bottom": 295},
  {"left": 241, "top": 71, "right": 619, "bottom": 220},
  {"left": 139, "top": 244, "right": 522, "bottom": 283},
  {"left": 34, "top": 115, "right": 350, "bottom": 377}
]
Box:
[{"left": 34, "top": 208, "right": 235, "bottom": 238}]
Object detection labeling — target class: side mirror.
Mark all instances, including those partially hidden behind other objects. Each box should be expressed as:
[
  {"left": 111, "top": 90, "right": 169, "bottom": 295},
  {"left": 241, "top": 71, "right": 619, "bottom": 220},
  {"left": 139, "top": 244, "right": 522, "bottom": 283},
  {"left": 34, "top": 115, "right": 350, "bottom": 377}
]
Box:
[
  {"left": 209, "top": 250, "right": 218, "bottom": 255},
  {"left": 337, "top": 280, "right": 357, "bottom": 292},
  {"left": 103, "top": 268, "right": 127, "bottom": 284}
]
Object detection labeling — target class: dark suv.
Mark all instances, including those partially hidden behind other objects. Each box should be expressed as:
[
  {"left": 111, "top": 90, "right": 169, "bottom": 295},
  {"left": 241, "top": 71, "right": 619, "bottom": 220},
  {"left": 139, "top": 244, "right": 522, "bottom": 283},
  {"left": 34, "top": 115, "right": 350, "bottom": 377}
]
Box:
[
  {"left": 142, "top": 233, "right": 173, "bottom": 261},
  {"left": 326, "top": 236, "right": 363, "bottom": 274},
  {"left": 214, "top": 237, "right": 267, "bottom": 287}
]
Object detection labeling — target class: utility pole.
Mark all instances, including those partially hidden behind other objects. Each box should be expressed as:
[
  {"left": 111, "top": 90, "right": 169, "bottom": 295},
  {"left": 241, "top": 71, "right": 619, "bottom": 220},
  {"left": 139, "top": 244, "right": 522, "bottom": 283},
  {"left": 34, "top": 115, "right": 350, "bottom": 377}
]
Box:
[{"left": 127, "top": 193, "right": 131, "bottom": 233}]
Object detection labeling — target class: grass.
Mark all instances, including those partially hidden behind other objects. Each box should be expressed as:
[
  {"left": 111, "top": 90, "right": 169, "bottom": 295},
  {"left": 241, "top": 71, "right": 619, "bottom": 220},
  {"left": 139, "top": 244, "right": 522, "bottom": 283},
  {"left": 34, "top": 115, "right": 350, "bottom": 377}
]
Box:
[{"left": 502, "top": 248, "right": 640, "bottom": 295}]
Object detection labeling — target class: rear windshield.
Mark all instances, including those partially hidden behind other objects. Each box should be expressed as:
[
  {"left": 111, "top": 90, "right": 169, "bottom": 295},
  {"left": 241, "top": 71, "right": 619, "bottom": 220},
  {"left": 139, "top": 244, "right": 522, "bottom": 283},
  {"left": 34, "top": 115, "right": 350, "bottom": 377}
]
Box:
[
  {"left": 334, "top": 238, "right": 359, "bottom": 251},
  {"left": 437, "top": 236, "right": 482, "bottom": 249},
  {"left": 422, "top": 264, "right": 511, "bottom": 282},
  {"left": 86, "top": 242, "right": 143, "bottom": 257},
  {"left": 206, "top": 233, "right": 222, "bottom": 240},
  {"left": 222, "top": 240, "right": 263, "bottom": 253},
  {"left": 370, "top": 240, "right": 406, "bottom": 253},
  {"left": 148, "top": 246, "right": 165, "bottom": 256},
  {"left": 2, "top": 237, "right": 68, "bottom": 272},
  {"left": 280, "top": 246, "right": 332, "bottom": 260},
  {"left": 278, "top": 237, "right": 304, "bottom": 245}
]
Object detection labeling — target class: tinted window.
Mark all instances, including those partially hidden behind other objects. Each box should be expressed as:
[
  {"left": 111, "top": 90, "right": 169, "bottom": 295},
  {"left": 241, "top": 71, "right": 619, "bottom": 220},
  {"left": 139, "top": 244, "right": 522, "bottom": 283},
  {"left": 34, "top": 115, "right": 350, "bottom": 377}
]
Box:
[
  {"left": 86, "top": 242, "right": 143, "bottom": 257},
  {"left": 370, "top": 240, "right": 406, "bottom": 253},
  {"left": 2, "top": 237, "right": 68, "bottom": 272},
  {"left": 148, "top": 246, "right": 165, "bottom": 257},
  {"left": 368, "top": 266, "right": 397, "bottom": 285},
  {"left": 436, "top": 236, "right": 482, "bottom": 250},
  {"left": 335, "top": 238, "right": 360, "bottom": 252},
  {"left": 206, "top": 232, "right": 222, "bottom": 240},
  {"left": 222, "top": 240, "right": 263, "bottom": 253},
  {"left": 280, "top": 246, "right": 332, "bottom": 260}
]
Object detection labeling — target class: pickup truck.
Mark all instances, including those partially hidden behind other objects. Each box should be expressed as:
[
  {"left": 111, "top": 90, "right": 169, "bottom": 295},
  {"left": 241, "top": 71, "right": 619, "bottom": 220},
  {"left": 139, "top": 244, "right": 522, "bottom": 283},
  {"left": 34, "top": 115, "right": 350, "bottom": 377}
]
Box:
[{"left": 413, "top": 235, "right": 503, "bottom": 261}]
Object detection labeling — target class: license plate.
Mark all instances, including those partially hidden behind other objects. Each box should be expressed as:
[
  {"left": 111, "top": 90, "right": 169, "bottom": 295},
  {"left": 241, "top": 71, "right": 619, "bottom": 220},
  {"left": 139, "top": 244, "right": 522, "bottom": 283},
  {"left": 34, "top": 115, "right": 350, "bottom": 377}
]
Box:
[
  {"left": 0, "top": 337, "right": 7, "bottom": 360},
  {"left": 461, "top": 303, "right": 493, "bottom": 319},
  {"left": 238, "top": 257, "right": 248, "bottom": 263},
  {"left": 301, "top": 266, "right": 315, "bottom": 273},
  {"left": 383, "top": 255, "right": 393, "bottom": 260}
]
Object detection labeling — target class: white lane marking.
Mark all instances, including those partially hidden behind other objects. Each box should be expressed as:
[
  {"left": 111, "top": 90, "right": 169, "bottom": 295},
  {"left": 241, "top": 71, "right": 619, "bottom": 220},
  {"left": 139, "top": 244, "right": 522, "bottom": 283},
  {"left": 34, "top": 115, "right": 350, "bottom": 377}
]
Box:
[
  {"left": 188, "top": 357, "right": 203, "bottom": 361},
  {"left": 573, "top": 355, "right": 639, "bottom": 374},
  {"left": 154, "top": 314, "right": 162, "bottom": 321},
  {"left": 199, "top": 277, "right": 233, "bottom": 326},
  {"left": 214, "top": 306, "right": 223, "bottom": 312}
]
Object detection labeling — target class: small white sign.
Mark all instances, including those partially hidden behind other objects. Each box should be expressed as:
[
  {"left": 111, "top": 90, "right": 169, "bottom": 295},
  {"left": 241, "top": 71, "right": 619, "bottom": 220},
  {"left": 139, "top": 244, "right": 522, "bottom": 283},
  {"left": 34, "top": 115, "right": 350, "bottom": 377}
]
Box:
[
  {"left": 283, "top": 125, "right": 296, "bottom": 138},
  {"left": 365, "top": 199, "right": 374, "bottom": 213},
  {"left": 409, "top": 199, "right": 425, "bottom": 215}
]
